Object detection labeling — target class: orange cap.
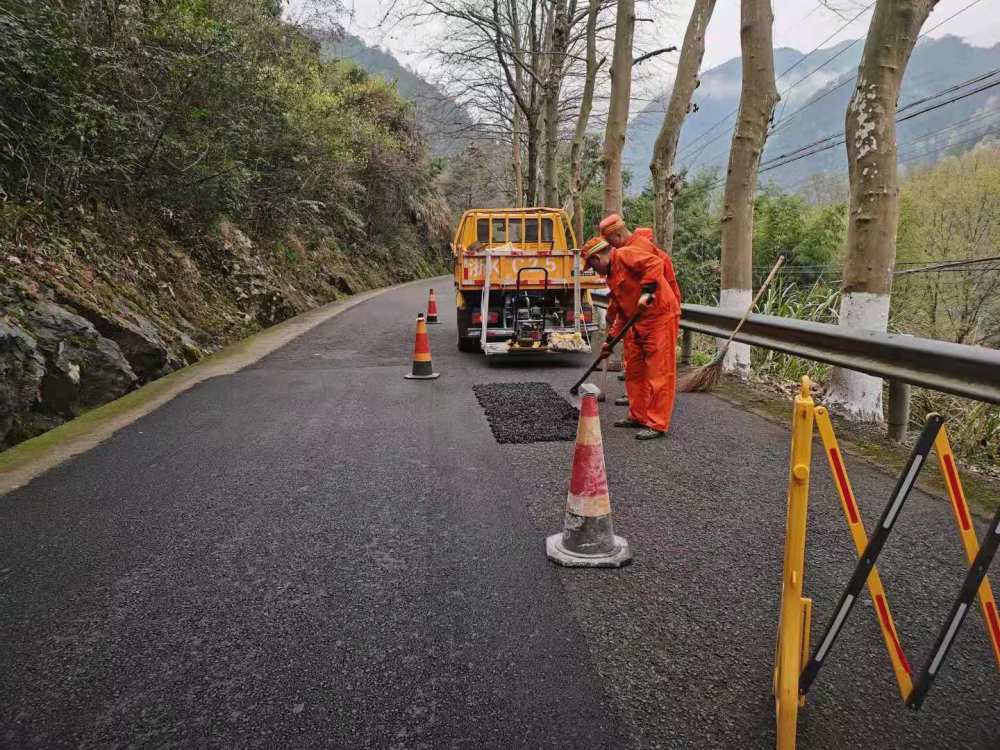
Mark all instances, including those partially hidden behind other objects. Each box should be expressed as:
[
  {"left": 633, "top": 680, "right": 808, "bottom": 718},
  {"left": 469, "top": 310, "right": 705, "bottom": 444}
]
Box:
[
  {"left": 599, "top": 213, "right": 626, "bottom": 237},
  {"left": 580, "top": 236, "right": 610, "bottom": 261}
]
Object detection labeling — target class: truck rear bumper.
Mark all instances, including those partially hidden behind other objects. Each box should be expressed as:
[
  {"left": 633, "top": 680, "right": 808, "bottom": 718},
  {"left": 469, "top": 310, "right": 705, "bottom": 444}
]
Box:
[{"left": 463, "top": 325, "right": 599, "bottom": 339}]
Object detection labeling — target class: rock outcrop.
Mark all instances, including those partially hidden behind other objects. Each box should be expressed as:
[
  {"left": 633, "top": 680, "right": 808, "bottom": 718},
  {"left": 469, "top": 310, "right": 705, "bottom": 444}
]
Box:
[
  {"left": 0, "top": 213, "right": 448, "bottom": 451},
  {"left": 0, "top": 321, "right": 46, "bottom": 445},
  {"left": 0, "top": 282, "right": 138, "bottom": 447}
]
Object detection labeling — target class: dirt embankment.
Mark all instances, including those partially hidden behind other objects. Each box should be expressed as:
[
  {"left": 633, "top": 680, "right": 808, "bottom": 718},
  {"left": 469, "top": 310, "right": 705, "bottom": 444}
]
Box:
[{"left": 0, "top": 211, "right": 448, "bottom": 450}]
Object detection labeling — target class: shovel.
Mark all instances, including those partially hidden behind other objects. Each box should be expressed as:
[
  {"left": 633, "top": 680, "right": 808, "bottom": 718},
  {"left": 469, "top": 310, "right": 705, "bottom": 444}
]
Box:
[{"left": 569, "top": 307, "right": 644, "bottom": 399}]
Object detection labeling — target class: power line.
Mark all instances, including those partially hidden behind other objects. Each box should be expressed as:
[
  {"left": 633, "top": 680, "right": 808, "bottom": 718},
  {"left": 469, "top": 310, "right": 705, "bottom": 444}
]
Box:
[
  {"left": 767, "top": 0, "right": 988, "bottom": 138},
  {"left": 778, "top": 120, "right": 1000, "bottom": 194},
  {"left": 770, "top": 3, "right": 876, "bottom": 124},
  {"left": 895, "top": 255, "right": 1000, "bottom": 275},
  {"left": 700, "top": 79, "right": 1000, "bottom": 192},
  {"left": 747, "top": 258, "right": 1000, "bottom": 270},
  {"left": 754, "top": 73, "right": 1000, "bottom": 177},
  {"left": 898, "top": 125, "right": 1000, "bottom": 164},
  {"left": 694, "top": 65, "right": 977, "bottom": 170},
  {"left": 675, "top": 0, "right": 992, "bottom": 188},
  {"left": 676, "top": 2, "right": 875, "bottom": 167},
  {"left": 900, "top": 106, "right": 1000, "bottom": 144}
]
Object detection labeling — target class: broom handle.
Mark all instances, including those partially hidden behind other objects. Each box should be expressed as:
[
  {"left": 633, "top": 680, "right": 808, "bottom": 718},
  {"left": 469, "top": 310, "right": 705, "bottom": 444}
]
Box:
[{"left": 718, "top": 255, "right": 785, "bottom": 351}]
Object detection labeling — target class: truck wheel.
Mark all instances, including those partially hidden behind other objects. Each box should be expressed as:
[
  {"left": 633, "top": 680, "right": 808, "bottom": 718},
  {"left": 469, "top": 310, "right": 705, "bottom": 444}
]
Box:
[{"left": 458, "top": 337, "right": 480, "bottom": 353}]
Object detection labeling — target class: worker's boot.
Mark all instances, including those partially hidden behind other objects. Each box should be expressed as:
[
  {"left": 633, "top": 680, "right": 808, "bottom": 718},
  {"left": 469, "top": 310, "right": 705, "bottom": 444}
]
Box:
[
  {"left": 635, "top": 428, "right": 665, "bottom": 440},
  {"left": 614, "top": 396, "right": 629, "bottom": 406},
  {"left": 613, "top": 418, "right": 644, "bottom": 428}
]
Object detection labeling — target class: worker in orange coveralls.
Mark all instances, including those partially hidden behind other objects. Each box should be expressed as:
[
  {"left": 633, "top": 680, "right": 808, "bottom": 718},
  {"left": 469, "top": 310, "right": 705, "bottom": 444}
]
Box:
[
  {"left": 600, "top": 225, "right": 683, "bottom": 408},
  {"left": 582, "top": 215, "right": 680, "bottom": 439}
]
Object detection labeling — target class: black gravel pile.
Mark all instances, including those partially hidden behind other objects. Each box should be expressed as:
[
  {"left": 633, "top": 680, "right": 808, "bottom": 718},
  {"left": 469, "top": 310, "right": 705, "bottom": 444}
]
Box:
[{"left": 473, "top": 382, "right": 579, "bottom": 444}]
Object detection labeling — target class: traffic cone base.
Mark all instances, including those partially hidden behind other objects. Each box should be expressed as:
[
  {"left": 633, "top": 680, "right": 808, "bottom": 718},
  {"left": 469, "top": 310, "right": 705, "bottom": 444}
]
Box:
[
  {"left": 405, "top": 314, "right": 440, "bottom": 380},
  {"left": 546, "top": 383, "right": 631, "bottom": 568},
  {"left": 546, "top": 531, "right": 631, "bottom": 568}
]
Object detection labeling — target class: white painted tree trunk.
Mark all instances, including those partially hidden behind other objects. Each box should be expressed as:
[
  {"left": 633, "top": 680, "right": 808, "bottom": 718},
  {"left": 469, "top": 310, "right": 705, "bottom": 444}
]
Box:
[
  {"left": 720, "top": 288, "right": 752, "bottom": 380},
  {"left": 830, "top": 0, "right": 936, "bottom": 422},
  {"left": 719, "top": 0, "right": 777, "bottom": 382},
  {"left": 825, "top": 291, "right": 891, "bottom": 421}
]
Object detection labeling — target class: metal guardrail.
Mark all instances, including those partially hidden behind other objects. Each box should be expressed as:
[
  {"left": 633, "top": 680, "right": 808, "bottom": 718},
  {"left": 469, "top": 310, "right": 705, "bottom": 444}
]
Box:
[{"left": 590, "top": 290, "right": 1000, "bottom": 407}]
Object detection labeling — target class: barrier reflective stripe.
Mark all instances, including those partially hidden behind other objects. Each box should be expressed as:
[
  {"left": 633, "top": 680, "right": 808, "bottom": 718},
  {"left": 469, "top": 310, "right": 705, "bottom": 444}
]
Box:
[
  {"left": 884, "top": 456, "right": 923, "bottom": 529},
  {"left": 829, "top": 449, "right": 860, "bottom": 524},
  {"left": 814, "top": 596, "right": 853, "bottom": 663},
  {"left": 988, "top": 601, "right": 1000, "bottom": 649},
  {"left": 930, "top": 604, "right": 968, "bottom": 675},
  {"left": 943, "top": 454, "right": 972, "bottom": 531},
  {"left": 874, "top": 594, "right": 912, "bottom": 675}
]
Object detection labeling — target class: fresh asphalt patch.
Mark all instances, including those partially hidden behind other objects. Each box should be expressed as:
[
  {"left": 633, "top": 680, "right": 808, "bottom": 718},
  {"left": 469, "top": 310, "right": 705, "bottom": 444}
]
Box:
[{"left": 473, "top": 382, "right": 579, "bottom": 444}]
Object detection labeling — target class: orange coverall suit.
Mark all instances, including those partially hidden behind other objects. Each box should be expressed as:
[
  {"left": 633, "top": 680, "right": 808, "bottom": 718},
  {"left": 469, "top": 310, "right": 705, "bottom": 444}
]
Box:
[{"left": 607, "top": 238, "right": 681, "bottom": 433}]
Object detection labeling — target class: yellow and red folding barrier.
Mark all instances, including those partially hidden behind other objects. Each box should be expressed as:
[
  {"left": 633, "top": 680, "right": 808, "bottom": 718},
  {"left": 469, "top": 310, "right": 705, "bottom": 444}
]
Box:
[{"left": 774, "top": 377, "right": 1000, "bottom": 750}]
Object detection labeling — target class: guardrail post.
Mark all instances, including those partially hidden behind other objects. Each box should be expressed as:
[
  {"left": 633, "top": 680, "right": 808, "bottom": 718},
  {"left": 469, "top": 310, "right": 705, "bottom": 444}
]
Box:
[
  {"left": 680, "top": 328, "right": 693, "bottom": 366},
  {"left": 887, "top": 380, "right": 911, "bottom": 443}
]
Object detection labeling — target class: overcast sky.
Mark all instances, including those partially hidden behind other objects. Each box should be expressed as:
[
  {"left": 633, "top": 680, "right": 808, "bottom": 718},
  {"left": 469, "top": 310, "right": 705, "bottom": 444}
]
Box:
[{"left": 327, "top": 0, "right": 1000, "bottom": 80}]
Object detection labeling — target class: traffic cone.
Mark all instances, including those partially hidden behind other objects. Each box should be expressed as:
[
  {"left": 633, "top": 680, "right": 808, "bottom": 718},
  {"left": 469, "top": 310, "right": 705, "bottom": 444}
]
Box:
[
  {"left": 546, "top": 384, "right": 631, "bottom": 567},
  {"left": 426, "top": 288, "right": 439, "bottom": 324},
  {"left": 404, "top": 313, "right": 440, "bottom": 380}
]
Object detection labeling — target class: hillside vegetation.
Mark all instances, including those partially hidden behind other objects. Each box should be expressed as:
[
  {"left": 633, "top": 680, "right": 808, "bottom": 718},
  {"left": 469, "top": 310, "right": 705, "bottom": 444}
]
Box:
[
  {"left": 0, "top": 1, "right": 451, "bottom": 449},
  {"left": 321, "top": 31, "right": 474, "bottom": 157}
]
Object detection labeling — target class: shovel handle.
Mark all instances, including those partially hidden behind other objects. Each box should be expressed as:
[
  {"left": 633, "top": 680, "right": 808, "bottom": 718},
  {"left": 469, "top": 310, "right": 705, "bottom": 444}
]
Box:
[{"left": 569, "top": 308, "right": 643, "bottom": 395}]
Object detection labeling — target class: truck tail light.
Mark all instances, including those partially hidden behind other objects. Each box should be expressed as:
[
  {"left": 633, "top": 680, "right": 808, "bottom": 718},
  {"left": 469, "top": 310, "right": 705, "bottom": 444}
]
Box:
[{"left": 471, "top": 311, "right": 499, "bottom": 325}]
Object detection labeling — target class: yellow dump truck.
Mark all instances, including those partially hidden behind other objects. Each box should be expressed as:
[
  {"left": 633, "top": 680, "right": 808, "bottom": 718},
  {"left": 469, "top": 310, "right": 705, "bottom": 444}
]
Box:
[{"left": 451, "top": 208, "right": 603, "bottom": 356}]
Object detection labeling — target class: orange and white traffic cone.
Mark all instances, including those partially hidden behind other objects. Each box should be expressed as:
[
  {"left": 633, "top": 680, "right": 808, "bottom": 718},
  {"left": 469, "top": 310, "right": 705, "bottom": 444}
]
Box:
[
  {"left": 426, "top": 288, "right": 439, "bottom": 324},
  {"left": 546, "top": 384, "right": 631, "bottom": 567},
  {"left": 404, "top": 313, "right": 440, "bottom": 380}
]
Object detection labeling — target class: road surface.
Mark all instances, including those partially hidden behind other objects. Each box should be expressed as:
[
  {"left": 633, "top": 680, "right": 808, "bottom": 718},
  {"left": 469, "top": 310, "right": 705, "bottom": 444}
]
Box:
[{"left": 2, "top": 279, "right": 997, "bottom": 748}]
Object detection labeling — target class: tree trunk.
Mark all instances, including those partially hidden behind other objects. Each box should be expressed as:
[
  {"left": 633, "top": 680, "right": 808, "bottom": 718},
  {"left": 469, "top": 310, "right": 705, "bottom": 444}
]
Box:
[
  {"left": 650, "top": 0, "right": 716, "bottom": 251},
  {"left": 543, "top": 0, "right": 571, "bottom": 207},
  {"left": 510, "top": 0, "right": 526, "bottom": 207},
  {"left": 523, "top": 0, "right": 546, "bottom": 206},
  {"left": 569, "top": 0, "right": 600, "bottom": 243},
  {"left": 512, "top": 107, "right": 524, "bottom": 206},
  {"left": 826, "top": 0, "right": 938, "bottom": 420},
  {"left": 526, "top": 110, "right": 541, "bottom": 205},
  {"left": 719, "top": 0, "right": 778, "bottom": 380},
  {"left": 601, "top": 0, "right": 635, "bottom": 216}
]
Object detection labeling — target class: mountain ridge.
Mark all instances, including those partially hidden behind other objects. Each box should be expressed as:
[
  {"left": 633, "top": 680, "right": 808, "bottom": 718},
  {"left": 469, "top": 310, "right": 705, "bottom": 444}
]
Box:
[{"left": 624, "top": 35, "right": 1000, "bottom": 194}]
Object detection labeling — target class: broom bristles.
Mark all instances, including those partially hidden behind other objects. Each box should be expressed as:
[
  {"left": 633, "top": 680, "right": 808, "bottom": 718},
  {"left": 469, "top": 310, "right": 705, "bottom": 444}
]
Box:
[
  {"left": 678, "top": 350, "right": 726, "bottom": 393},
  {"left": 678, "top": 361, "right": 722, "bottom": 392}
]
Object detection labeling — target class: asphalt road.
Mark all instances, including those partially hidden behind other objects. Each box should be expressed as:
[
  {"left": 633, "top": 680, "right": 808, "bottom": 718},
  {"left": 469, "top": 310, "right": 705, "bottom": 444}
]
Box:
[{"left": 2, "top": 279, "right": 998, "bottom": 749}]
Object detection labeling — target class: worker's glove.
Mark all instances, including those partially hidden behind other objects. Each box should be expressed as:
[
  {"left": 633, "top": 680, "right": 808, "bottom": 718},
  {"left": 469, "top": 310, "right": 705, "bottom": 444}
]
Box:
[
  {"left": 638, "top": 292, "right": 655, "bottom": 308},
  {"left": 598, "top": 342, "right": 613, "bottom": 359}
]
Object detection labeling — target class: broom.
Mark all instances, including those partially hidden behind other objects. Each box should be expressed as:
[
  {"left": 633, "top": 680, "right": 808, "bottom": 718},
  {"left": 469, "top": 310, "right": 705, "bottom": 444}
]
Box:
[{"left": 679, "top": 255, "right": 785, "bottom": 393}]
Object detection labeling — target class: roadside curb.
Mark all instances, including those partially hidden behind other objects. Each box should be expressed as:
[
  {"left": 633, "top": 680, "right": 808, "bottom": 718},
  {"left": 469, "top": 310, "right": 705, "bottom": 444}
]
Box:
[{"left": 0, "top": 275, "right": 447, "bottom": 496}]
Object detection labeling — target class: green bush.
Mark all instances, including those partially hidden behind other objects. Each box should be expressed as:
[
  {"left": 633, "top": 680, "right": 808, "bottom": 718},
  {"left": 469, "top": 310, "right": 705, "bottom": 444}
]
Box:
[{"left": 0, "top": 1, "right": 448, "bottom": 253}]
